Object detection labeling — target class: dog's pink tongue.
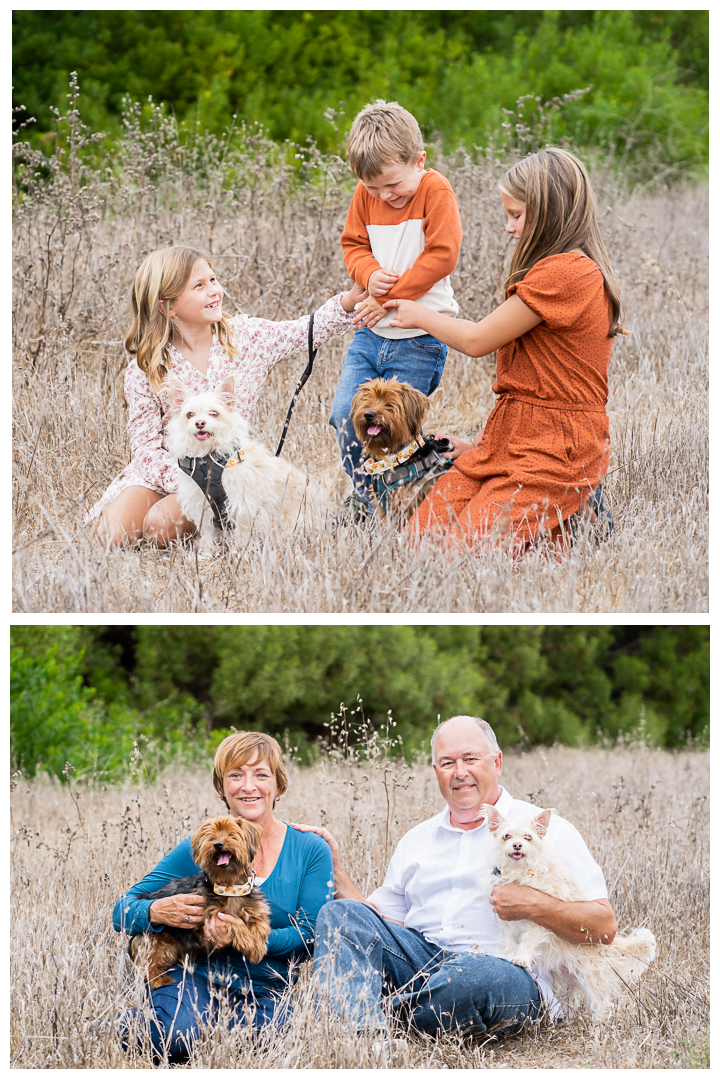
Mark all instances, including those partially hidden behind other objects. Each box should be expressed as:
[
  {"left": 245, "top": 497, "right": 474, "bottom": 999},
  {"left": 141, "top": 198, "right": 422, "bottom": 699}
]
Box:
[
  {"left": 217, "top": 853, "right": 230, "bottom": 866},
  {"left": 367, "top": 425, "right": 382, "bottom": 436}
]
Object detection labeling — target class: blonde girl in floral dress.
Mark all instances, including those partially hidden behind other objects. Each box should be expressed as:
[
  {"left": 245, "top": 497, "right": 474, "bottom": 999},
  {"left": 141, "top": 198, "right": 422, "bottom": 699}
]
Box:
[{"left": 89, "top": 246, "right": 365, "bottom": 546}]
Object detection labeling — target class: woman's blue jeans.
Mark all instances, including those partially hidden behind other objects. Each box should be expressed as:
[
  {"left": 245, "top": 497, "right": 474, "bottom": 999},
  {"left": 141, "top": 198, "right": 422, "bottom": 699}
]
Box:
[
  {"left": 329, "top": 328, "right": 448, "bottom": 501},
  {"left": 117, "top": 966, "right": 286, "bottom": 1062},
  {"left": 314, "top": 900, "right": 541, "bottom": 1037}
]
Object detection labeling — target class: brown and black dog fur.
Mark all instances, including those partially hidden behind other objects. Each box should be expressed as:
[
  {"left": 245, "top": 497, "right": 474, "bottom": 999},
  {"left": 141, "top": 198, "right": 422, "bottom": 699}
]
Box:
[
  {"left": 129, "top": 816, "right": 271, "bottom": 989},
  {"left": 351, "top": 376, "right": 450, "bottom": 521}
]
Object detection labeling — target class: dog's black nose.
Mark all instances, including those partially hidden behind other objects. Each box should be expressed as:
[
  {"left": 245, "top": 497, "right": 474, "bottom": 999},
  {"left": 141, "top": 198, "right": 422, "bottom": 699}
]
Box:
[
  {"left": 213, "top": 841, "right": 225, "bottom": 851},
  {"left": 364, "top": 411, "right": 376, "bottom": 422}
]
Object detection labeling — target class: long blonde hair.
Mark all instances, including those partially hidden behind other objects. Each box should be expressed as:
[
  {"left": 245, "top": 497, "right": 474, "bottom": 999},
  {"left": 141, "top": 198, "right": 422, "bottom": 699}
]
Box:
[
  {"left": 500, "top": 148, "right": 627, "bottom": 337},
  {"left": 125, "top": 246, "right": 240, "bottom": 391}
]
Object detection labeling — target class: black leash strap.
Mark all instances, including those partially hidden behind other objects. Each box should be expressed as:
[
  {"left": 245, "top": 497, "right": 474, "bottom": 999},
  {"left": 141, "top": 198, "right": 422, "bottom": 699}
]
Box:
[{"left": 275, "top": 311, "right": 317, "bottom": 456}]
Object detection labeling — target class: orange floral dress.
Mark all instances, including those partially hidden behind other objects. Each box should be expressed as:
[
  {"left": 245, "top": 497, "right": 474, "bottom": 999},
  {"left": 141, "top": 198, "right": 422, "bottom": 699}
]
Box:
[{"left": 408, "top": 252, "right": 613, "bottom": 550}]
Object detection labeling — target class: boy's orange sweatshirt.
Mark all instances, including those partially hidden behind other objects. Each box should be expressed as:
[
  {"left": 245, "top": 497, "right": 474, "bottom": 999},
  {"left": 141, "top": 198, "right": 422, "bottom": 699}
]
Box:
[{"left": 341, "top": 168, "right": 462, "bottom": 338}]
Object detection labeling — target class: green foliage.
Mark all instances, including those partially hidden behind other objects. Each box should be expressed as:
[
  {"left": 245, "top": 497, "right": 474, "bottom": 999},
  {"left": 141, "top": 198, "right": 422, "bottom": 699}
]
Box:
[
  {"left": 207, "top": 626, "right": 482, "bottom": 757},
  {"left": 10, "top": 625, "right": 84, "bottom": 662},
  {"left": 10, "top": 638, "right": 207, "bottom": 782},
  {"left": 9, "top": 626, "right": 709, "bottom": 782},
  {"left": 13, "top": 10, "right": 708, "bottom": 180},
  {"left": 11, "top": 645, "right": 96, "bottom": 778},
  {"left": 602, "top": 626, "right": 710, "bottom": 746},
  {"left": 672, "top": 1033, "right": 710, "bottom": 1070}
]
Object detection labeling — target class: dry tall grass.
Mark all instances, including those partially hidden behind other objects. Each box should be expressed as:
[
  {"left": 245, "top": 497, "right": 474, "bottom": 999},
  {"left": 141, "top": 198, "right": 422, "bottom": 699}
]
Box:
[
  {"left": 12, "top": 115, "right": 708, "bottom": 611},
  {"left": 10, "top": 746, "right": 708, "bottom": 1068}
]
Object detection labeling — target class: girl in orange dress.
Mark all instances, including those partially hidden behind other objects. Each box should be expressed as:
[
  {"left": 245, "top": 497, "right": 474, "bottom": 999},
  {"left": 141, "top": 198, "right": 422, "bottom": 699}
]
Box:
[{"left": 383, "top": 147, "right": 627, "bottom": 554}]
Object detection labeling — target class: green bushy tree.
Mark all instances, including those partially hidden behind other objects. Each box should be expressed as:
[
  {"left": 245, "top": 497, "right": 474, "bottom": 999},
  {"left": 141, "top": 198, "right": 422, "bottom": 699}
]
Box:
[
  {"left": 13, "top": 10, "right": 708, "bottom": 179},
  {"left": 10, "top": 636, "right": 206, "bottom": 781},
  {"left": 11, "top": 644, "right": 96, "bottom": 777},
  {"left": 208, "top": 625, "right": 483, "bottom": 756},
  {"left": 10, "top": 626, "right": 708, "bottom": 782}
]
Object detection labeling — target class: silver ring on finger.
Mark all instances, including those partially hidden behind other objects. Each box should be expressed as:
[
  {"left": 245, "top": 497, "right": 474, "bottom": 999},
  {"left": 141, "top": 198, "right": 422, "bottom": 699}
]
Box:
[{"left": 184, "top": 914, "right": 189, "bottom": 922}]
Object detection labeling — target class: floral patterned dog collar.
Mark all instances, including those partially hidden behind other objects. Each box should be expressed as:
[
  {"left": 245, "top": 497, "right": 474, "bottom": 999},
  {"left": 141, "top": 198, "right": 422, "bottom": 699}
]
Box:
[
  {"left": 223, "top": 448, "right": 245, "bottom": 469},
  {"left": 214, "top": 871, "right": 256, "bottom": 896},
  {"left": 364, "top": 434, "right": 426, "bottom": 476}
]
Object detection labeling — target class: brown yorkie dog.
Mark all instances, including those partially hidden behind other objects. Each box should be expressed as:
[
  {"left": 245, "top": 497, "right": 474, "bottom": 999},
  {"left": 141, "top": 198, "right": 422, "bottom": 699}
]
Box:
[
  {"left": 350, "top": 376, "right": 453, "bottom": 520},
  {"left": 129, "top": 816, "right": 272, "bottom": 989}
]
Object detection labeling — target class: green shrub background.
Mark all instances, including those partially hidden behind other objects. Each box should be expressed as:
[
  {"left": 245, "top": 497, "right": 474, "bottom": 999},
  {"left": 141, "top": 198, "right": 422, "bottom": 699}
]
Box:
[
  {"left": 13, "top": 10, "right": 708, "bottom": 179},
  {"left": 10, "top": 626, "right": 709, "bottom": 782}
]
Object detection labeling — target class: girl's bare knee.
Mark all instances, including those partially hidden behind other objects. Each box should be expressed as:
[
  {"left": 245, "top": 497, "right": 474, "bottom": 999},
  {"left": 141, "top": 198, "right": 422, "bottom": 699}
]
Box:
[
  {"left": 142, "top": 506, "right": 170, "bottom": 547},
  {"left": 95, "top": 517, "right": 140, "bottom": 549}
]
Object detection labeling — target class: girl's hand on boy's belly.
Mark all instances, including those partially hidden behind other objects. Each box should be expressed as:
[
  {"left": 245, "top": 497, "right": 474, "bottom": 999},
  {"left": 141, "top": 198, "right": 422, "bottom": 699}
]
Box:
[
  {"left": 383, "top": 297, "right": 423, "bottom": 330},
  {"left": 352, "top": 295, "right": 388, "bottom": 329},
  {"left": 341, "top": 281, "right": 369, "bottom": 312}
]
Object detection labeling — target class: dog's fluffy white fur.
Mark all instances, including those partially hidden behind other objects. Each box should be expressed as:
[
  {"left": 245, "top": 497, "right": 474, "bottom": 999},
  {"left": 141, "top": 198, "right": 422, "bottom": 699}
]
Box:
[
  {"left": 482, "top": 803, "right": 656, "bottom": 1021},
  {"left": 167, "top": 376, "right": 350, "bottom": 547}
]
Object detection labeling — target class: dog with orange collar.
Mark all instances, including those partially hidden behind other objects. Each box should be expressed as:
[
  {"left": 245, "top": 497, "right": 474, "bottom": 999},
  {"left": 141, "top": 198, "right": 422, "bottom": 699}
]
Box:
[
  {"left": 350, "top": 376, "right": 453, "bottom": 519},
  {"left": 129, "top": 816, "right": 271, "bottom": 989}
]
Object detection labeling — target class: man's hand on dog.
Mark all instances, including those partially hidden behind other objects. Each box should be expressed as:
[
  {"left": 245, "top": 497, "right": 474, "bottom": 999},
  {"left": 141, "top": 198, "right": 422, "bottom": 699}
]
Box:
[
  {"left": 148, "top": 893, "right": 206, "bottom": 929},
  {"left": 490, "top": 881, "right": 548, "bottom": 922},
  {"left": 352, "top": 295, "right": 388, "bottom": 329},
  {"left": 368, "top": 268, "right": 400, "bottom": 297}
]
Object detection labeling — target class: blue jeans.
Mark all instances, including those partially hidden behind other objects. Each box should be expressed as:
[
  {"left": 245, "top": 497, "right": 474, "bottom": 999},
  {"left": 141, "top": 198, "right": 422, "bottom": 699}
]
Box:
[
  {"left": 116, "top": 966, "right": 287, "bottom": 1062},
  {"left": 329, "top": 328, "right": 448, "bottom": 501},
  {"left": 314, "top": 900, "right": 541, "bottom": 1037}
]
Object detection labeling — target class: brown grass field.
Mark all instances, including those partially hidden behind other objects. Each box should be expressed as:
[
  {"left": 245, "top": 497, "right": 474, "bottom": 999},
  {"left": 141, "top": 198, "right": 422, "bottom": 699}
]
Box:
[
  {"left": 10, "top": 745, "right": 709, "bottom": 1068},
  {"left": 12, "top": 122, "right": 708, "bottom": 612}
]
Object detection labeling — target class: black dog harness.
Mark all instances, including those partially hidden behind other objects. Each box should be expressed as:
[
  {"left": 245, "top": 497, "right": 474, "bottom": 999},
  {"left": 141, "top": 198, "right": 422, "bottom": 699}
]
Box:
[
  {"left": 177, "top": 313, "right": 318, "bottom": 530},
  {"left": 364, "top": 434, "right": 454, "bottom": 512},
  {"left": 177, "top": 445, "right": 245, "bottom": 531}
]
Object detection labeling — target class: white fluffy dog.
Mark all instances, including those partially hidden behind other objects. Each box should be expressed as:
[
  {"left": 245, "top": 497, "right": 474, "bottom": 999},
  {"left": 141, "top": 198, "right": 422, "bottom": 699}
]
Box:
[
  {"left": 167, "top": 376, "right": 350, "bottom": 547},
  {"left": 482, "top": 804, "right": 657, "bottom": 1021}
]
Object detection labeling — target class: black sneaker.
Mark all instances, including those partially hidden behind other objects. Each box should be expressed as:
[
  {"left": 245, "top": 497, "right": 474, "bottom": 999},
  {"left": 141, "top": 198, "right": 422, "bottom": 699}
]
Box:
[
  {"left": 587, "top": 483, "right": 614, "bottom": 536},
  {"left": 567, "top": 483, "right": 614, "bottom": 543},
  {"left": 334, "top": 492, "right": 373, "bottom": 527}
]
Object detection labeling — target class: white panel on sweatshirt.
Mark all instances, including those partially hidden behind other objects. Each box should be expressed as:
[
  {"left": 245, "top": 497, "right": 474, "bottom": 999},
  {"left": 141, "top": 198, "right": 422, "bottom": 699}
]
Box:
[{"left": 365, "top": 220, "right": 459, "bottom": 339}]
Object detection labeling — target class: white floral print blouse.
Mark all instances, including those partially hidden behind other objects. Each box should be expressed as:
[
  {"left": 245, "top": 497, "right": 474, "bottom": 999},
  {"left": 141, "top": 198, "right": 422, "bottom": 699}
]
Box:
[{"left": 87, "top": 293, "right": 354, "bottom": 521}]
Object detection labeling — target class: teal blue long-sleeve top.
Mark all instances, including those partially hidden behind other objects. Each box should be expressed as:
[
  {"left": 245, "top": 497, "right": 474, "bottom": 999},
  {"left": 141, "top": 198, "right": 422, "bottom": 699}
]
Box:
[{"left": 113, "top": 823, "right": 333, "bottom": 995}]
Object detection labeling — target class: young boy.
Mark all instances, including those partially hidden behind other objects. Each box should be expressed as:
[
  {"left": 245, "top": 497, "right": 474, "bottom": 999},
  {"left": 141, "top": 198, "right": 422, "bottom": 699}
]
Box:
[{"left": 330, "top": 99, "right": 463, "bottom": 508}]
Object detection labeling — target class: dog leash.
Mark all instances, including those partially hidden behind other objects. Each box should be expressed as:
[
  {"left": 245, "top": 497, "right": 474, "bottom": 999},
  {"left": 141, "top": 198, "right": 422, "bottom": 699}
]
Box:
[{"left": 275, "top": 311, "right": 317, "bottom": 457}]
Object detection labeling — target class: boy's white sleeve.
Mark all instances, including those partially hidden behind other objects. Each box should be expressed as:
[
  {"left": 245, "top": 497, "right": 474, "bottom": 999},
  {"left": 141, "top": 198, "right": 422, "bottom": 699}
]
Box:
[{"left": 232, "top": 293, "right": 354, "bottom": 380}]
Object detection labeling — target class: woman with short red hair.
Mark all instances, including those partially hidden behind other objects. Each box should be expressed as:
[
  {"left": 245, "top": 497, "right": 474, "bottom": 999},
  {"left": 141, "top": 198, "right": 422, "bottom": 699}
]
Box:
[{"left": 111, "top": 731, "right": 332, "bottom": 1062}]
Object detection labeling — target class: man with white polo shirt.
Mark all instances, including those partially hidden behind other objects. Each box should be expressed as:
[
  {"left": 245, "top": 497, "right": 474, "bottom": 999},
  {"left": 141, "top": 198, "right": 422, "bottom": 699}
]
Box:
[{"left": 306, "top": 715, "right": 617, "bottom": 1036}]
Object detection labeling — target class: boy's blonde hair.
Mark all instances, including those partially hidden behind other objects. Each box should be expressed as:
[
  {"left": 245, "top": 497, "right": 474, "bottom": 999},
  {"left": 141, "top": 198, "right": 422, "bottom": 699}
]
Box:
[
  {"left": 125, "top": 246, "right": 240, "bottom": 392},
  {"left": 347, "top": 99, "right": 424, "bottom": 180},
  {"left": 500, "top": 148, "right": 627, "bottom": 337}
]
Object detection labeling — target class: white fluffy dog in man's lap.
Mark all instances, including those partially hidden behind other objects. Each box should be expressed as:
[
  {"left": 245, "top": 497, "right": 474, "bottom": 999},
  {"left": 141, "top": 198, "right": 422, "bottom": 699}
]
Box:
[
  {"left": 167, "top": 376, "right": 350, "bottom": 549},
  {"left": 483, "top": 803, "right": 657, "bottom": 1021}
]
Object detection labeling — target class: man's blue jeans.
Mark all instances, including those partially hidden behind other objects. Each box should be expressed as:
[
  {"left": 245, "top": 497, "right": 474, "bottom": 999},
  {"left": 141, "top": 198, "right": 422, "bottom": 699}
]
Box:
[
  {"left": 314, "top": 900, "right": 541, "bottom": 1036},
  {"left": 116, "top": 966, "right": 286, "bottom": 1062},
  {"left": 329, "top": 328, "right": 448, "bottom": 501}
]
